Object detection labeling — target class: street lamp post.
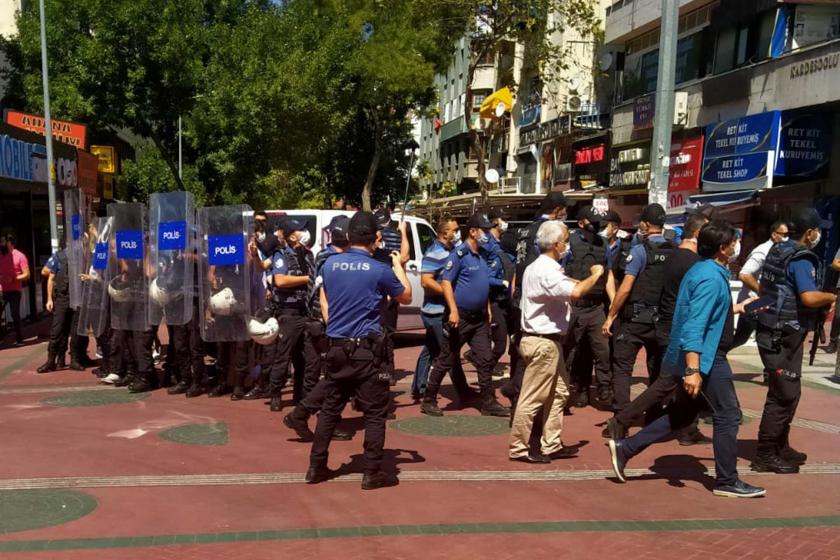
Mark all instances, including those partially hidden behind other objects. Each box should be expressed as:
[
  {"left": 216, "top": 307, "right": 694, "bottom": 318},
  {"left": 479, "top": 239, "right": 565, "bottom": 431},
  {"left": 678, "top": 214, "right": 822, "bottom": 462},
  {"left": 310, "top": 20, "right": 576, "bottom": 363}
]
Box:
[
  {"left": 648, "top": 0, "right": 679, "bottom": 207},
  {"left": 38, "top": 0, "right": 59, "bottom": 254}
]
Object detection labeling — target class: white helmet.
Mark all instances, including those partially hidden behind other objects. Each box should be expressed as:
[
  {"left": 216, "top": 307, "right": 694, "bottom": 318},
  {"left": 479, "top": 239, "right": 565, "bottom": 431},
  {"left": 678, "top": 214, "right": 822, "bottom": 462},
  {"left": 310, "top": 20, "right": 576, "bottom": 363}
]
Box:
[
  {"left": 209, "top": 287, "right": 237, "bottom": 316},
  {"left": 148, "top": 278, "right": 170, "bottom": 306},
  {"left": 248, "top": 316, "right": 279, "bottom": 345},
  {"left": 107, "top": 277, "right": 132, "bottom": 303}
]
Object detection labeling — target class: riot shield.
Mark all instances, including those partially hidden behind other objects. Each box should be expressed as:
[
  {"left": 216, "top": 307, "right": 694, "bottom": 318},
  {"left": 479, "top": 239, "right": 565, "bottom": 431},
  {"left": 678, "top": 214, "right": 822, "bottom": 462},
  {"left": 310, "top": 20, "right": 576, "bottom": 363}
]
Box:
[
  {"left": 148, "top": 191, "right": 195, "bottom": 326},
  {"left": 108, "top": 202, "right": 150, "bottom": 332},
  {"left": 63, "top": 189, "right": 90, "bottom": 309},
  {"left": 76, "top": 217, "right": 114, "bottom": 338},
  {"left": 197, "top": 205, "right": 253, "bottom": 342}
]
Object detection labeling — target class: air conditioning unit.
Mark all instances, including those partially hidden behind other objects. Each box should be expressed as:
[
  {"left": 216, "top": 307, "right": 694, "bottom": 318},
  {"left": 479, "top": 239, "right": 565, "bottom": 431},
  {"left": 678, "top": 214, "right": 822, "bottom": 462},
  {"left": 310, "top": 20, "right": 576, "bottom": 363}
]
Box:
[{"left": 566, "top": 95, "right": 582, "bottom": 112}]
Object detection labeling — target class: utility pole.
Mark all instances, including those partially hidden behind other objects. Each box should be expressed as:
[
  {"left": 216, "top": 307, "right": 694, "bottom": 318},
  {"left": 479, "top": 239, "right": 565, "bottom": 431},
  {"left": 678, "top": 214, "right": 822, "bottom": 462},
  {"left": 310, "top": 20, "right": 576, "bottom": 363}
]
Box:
[
  {"left": 178, "top": 115, "right": 182, "bottom": 179},
  {"left": 648, "top": 0, "right": 679, "bottom": 207},
  {"left": 38, "top": 0, "right": 59, "bottom": 253}
]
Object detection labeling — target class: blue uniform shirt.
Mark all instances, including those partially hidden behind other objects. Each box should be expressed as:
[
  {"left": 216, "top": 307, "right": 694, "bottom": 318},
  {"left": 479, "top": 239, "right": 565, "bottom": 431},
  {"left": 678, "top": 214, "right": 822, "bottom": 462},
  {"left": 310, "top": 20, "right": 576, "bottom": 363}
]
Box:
[
  {"left": 788, "top": 258, "right": 818, "bottom": 294},
  {"left": 271, "top": 245, "right": 295, "bottom": 277},
  {"left": 322, "top": 248, "right": 405, "bottom": 338},
  {"left": 420, "top": 239, "right": 451, "bottom": 315},
  {"left": 624, "top": 234, "right": 667, "bottom": 277},
  {"left": 442, "top": 242, "right": 489, "bottom": 311},
  {"left": 480, "top": 235, "right": 506, "bottom": 289},
  {"left": 46, "top": 252, "right": 61, "bottom": 274}
]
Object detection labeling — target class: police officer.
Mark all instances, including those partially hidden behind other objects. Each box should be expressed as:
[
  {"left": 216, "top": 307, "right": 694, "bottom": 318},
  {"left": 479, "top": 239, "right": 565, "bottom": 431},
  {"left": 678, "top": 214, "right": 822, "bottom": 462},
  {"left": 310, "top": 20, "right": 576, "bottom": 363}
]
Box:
[
  {"left": 562, "top": 206, "right": 613, "bottom": 409},
  {"left": 305, "top": 211, "right": 411, "bottom": 490},
  {"left": 420, "top": 213, "right": 510, "bottom": 417},
  {"left": 503, "top": 192, "right": 568, "bottom": 407},
  {"left": 483, "top": 208, "right": 515, "bottom": 374},
  {"left": 267, "top": 216, "right": 313, "bottom": 410},
  {"left": 167, "top": 259, "right": 206, "bottom": 398},
  {"left": 37, "top": 244, "right": 80, "bottom": 372},
  {"left": 602, "top": 203, "right": 675, "bottom": 414},
  {"left": 752, "top": 208, "right": 836, "bottom": 474}
]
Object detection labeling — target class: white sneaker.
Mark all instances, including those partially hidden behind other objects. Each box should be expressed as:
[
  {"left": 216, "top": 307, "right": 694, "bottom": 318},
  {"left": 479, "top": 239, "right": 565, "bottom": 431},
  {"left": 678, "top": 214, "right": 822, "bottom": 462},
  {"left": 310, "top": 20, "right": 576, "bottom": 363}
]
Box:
[{"left": 101, "top": 373, "right": 121, "bottom": 385}]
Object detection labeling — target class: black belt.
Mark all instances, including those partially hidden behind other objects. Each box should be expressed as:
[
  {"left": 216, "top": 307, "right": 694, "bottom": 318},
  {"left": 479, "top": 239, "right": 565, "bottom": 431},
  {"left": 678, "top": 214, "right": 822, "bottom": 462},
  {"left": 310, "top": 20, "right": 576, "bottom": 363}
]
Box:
[
  {"left": 457, "top": 307, "right": 487, "bottom": 322},
  {"left": 522, "top": 332, "right": 564, "bottom": 342},
  {"left": 329, "top": 336, "right": 377, "bottom": 349},
  {"left": 273, "top": 307, "right": 304, "bottom": 317}
]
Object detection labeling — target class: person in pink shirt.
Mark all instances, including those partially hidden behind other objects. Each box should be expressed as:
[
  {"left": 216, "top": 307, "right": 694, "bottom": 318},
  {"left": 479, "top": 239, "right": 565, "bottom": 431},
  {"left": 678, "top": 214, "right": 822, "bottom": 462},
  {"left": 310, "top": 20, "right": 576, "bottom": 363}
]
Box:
[{"left": 0, "top": 234, "right": 31, "bottom": 347}]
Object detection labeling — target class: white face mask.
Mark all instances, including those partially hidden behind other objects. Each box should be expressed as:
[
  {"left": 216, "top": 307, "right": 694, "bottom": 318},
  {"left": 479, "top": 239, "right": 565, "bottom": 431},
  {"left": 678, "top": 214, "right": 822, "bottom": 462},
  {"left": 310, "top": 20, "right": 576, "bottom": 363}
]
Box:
[
  {"left": 780, "top": 236, "right": 789, "bottom": 243},
  {"left": 296, "top": 230, "right": 311, "bottom": 246},
  {"left": 728, "top": 240, "right": 741, "bottom": 263},
  {"left": 809, "top": 230, "right": 821, "bottom": 249},
  {"left": 477, "top": 231, "right": 489, "bottom": 244},
  {"left": 256, "top": 232, "right": 266, "bottom": 243},
  {"left": 598, "top": 229, "right": 609, "bottom": 238},
  {"left": 497, "top": 220, "right": 509, "bottom": 232},
  {"left": 451, "top": 230, "right": 462, "bottom": 245}
]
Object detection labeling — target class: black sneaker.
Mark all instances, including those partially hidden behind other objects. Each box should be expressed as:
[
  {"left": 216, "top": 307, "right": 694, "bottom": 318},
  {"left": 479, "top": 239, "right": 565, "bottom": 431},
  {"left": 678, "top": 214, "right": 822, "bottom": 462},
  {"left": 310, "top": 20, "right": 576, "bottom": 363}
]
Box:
[
  {"left": 510, "top": 453, "right": 551, "bottom": 464},
  {"left": 305, "top": 465, "right": 336, "bottom": 485},
  {"left": 420, "top": 398, "right": 443, "bottom": 417},
  {"left": 167, "top": 381, "right": 189, "bottom": 395},
  {"left": 243, "top": 386, "right": 268, "bottom": 400},
  {"left": 230, "top": 387, "right": 245, "bottom": 401},
  {"left": 607, "top": 439, "right": 628, "bottom": 483},
  {"left": 678, "top": 430, "right": 713, "bottom": 446},
  {"left": 283, "top": 410, "right": 314, "bottom": 442},
  {"left": 185, "top": 384, "right": 205, "bottom": 398},
  {"left": 269, "top": 396, "right": 283, "bottom": 411},
  {"left": 128, "top": 378, "right": 157, "bottom": 393},
  {"left": 361, "top": 471, "right": 399, "bottom": 490},
  {"left": 750, "top": 455, "right": 799, "bottom": 474},
  {"left": 480, "top": 399, "right": 510, "bottom": 417},
  {"left": 779, "top": 446, "right": 807, "bottom": 465},
  {"left": 332, "top": 430, "right": 353, "bottom": 441},
  {"left": 713, "top": 479, "right": 766, "bottom": 498}
]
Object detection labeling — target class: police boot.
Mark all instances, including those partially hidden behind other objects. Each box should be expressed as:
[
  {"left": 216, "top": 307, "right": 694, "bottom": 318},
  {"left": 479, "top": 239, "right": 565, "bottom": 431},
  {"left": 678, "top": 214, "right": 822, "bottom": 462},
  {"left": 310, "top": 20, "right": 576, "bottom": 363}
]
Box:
[
  {"left": 37, "top": 354, "right": 58, "bottom": 374},
  {"left": 269, "top": 395, "right": 283, "bottom": 412},
  {"left": 305, "top": 465, "right": 337, "bottom": 485},
  {"left": 243, "top": 381, "right": 268, "bottom": 400},
  {"left": 207, "top": 383, "right": 230, "bottom": 398},
  {"left": 114, "top": 371, "right": 136, "bottom": 387},
  {"left": 129, "top": 373, "right": 159, "bottom": 393},
  {"left": 283, "top": 407, "right": 314, "bottom": 441},
  {"left": 167, "top": 380, "right": 190, "bottom": 395},
  {"left": 420, "top": 395, "right": 443, "bottom": 417},
  {"left": 185, "top": 382, "right": 205, "bottom": 398},
  {"left": 361, "top": 471, "right": 399, "bottom": 490},
  {"left": 68, "top": 358, "right": 85, "bottom": 371},
  {"left": 57, "top": 354, "right": 67, "bottom": 369},
  {"left": 480, "top": 392, "right": 510, "bottom": 417},
  {"left": 592, "top": 386, "right": 614, "bottom": 412}
]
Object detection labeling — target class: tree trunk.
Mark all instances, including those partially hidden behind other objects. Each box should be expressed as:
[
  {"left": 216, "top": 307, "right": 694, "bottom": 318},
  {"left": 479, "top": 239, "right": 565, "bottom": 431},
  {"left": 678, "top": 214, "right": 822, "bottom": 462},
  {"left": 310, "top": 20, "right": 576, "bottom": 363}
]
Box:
[
  {"left": 362, "top": 111, "right": 382, "bottom": 212},
  {"left": 150, "top": 129, "right": 185, "bottom": 192}
]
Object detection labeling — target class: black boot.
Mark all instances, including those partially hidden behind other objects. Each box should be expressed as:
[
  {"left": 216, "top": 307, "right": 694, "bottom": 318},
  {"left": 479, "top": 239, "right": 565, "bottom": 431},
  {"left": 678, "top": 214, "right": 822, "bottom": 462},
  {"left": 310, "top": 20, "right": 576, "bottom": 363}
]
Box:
[
  {"left": 57, "top": 354, "right": 67, "bottom": 369},
  {"left": 283, "top": 407, "right": 314, "bottom": 441},
  {"left": 68, "top": 359, "right": 85, "bottom": 371},
  {"left": 185, "top": 383, "right": 205, "bottom": 398},
  {"left": 420, "top": 395, "right": 443, "bottom": 416},
  {"left": 270, "top": 395, "right": 283, "bottom": 411},
  {"left": 480, "top": 392, "right": 510, "bottom": 417},
  {"left": 243, "top": 383, "right": 268, "bottom": 400},
  {"left": 128, "top": 374, "right": 159, "bottom": 393},
  {"left": 167, "top": 381, "right": 190, "bottom": 395},
  {"left": 37, "top": 354, "right": 58, "bottom": 374}
]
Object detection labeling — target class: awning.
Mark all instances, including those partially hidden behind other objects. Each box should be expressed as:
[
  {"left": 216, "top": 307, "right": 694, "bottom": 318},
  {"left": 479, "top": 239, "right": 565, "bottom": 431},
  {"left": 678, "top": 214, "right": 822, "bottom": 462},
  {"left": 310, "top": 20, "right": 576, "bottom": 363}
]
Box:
[
  {"left": 666, "top": 190, "right": 759, "bottom": 222},
  {"left": 479, "top": 87, "right": 513, "bottom": 119}
]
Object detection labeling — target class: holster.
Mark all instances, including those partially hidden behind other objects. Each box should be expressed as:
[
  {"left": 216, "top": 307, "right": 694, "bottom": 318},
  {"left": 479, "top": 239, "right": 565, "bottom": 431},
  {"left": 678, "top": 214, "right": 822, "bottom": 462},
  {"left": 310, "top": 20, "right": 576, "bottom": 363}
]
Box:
[{"left": 625, "top": 303, "right": 658, "bottom": 324}]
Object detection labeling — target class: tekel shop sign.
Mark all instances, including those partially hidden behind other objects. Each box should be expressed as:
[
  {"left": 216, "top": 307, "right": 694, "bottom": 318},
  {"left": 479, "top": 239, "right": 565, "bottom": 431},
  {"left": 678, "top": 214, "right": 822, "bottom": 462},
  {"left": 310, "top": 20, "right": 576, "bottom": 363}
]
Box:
[
  {"left": 774, "top": 111, "right": 832, "bottom": 178},
  {"left": 4, "top": 110, "right": 88, "bottom": 149},
  {"left": 701, "top": 111, "right": 781, "bottom": 191}
]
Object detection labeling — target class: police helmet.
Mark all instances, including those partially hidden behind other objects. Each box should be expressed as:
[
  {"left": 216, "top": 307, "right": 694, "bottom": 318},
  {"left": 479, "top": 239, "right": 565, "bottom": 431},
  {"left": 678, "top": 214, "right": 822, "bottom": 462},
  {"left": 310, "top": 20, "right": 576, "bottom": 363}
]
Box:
[
  {"left": 247, "top": 316, "right": 280, "bottom": 345},
  {"left": 148, "top": 278, "right": 171, "bottom": 306},
  {"left": 107, "top": 277, "right": 132, "bottom": 303},
  {"left": 209, "top": 287, "right": 238, "bottom": 316}
]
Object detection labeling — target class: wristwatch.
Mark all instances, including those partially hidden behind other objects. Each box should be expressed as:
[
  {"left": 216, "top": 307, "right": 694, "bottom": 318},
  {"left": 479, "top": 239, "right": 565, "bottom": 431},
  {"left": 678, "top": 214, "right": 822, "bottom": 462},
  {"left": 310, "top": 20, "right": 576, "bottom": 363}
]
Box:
[{"left": 685, "top": 367, "right": 701, "bottom": 376}]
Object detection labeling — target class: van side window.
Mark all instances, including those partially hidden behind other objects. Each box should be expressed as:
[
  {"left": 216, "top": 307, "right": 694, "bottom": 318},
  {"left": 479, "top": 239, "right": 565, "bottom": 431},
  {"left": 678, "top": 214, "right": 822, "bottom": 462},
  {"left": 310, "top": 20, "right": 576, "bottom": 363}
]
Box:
[{"left": 417, "top": 224, "right": 436, "bottom": 255}]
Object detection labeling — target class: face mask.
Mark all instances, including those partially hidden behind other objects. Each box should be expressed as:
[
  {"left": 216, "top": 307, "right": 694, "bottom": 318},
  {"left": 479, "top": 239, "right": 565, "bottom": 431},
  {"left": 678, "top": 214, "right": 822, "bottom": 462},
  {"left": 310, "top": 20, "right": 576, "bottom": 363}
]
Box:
[
  {"left": 809, "top": 230, "right": 821, "bottom": 249},
  {"left": 256, "top": 232, "right": 266, "bottom": 243},
  {"left": 556, "top": 245, "right": 568, "bottom": 262},
  {"left": 728, "top": 240, "right": 741, "bottom": 263},
  {"left": 297, "top": 230, "right": 311, "bottom": 246},
  {"left": 598, "top": 229, "right": 609, "bottom": 238},
  {"left": 496, "top": 220, "right": 509, "bottom": 232},
  {"left": 451, "top": 230, "right": 462, "bottom": 245},
  {"left": 780, "top": 236, "right": 789, "bottom": 243},
  {"left": 477, "top": 231, "right": 489, "bottom": 245},
  {"left": 584, "top": 222, "right": 599, "bottom": 234}
]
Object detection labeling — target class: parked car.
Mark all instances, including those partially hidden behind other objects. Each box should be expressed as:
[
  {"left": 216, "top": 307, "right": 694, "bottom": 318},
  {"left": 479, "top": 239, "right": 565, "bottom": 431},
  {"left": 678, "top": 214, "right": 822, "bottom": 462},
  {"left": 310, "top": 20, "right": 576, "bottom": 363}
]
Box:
[{"left": 266, "top": 209, "right": 437, "bottom": 331}]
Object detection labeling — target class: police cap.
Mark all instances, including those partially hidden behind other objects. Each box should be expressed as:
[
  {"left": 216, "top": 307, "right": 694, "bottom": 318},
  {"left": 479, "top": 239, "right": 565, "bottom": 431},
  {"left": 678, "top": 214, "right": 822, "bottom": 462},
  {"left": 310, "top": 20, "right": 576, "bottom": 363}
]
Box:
[
  {"left": 349, "top": 211, "right": 378, "bottom": 237},
  {"left": 576, "top": 205, "right": 607, "bottom": 224},
  {"left": 326, "top": 215, "right": 351, "bottom": 243},
  {"left": 466, "top": 213, "right": 493, "bottom": 229},
  {"left": 488, "top": 208, "right": 508, "bottom": 221},
  {"left": 640, "top": 203, "right": 666, "bottom": 227},
  {"left": 605, "top": 210, "right": 622, "bottom": 224},
  {"left": 789, "top": 207, "right": 832, "bottom": 236},
  {"left": 540, "top": 191, "right": 567, "bottom": 213},
  {"left": 277, "top": 215, "right": 308, "bottom": 233}
]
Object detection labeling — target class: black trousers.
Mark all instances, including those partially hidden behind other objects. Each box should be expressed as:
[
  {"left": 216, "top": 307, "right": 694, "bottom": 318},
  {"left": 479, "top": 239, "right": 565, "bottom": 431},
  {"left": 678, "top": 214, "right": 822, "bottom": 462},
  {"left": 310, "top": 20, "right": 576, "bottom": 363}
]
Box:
[
  {"left": 611, "top": 319, "right": 665, "bottom": 412},
  {"left": 171, "top": 309, "right": 205, "bottom": 386},
  {"left": 614, "top": 369, "right": 701, "bottom": 437},
  {"left": 302, "top": 319, "right": 327, "bottom": 398},
  {"left": 756, "top": 326, "right": 807, "bottom": 458},
  {"left": 490, "top": 299, "right": 510, "bottom": 367},
  {"left": 1, "top": 290, "right": 23, "bottom": 343},
  {"left": 217, "top": 340, "right": 250, "bottom": 388},
  {"left": 830, "top": 308, "right": 840, "bottom": 343},
  {"left": 381, "top": 299, "right": 399, "bottom": 375},
  {"left": 113, "top": 329, "right": 136, "bottom": 375},
  {"left": 503, "top": 305, "right": 527, "bottom": 400},
  {"left": 133, "top": 328, "right": 156, "bottom": 380},
  {"left": 310, "top": 348, "right": 390, "bottom": 474},
  {"left": 565, "top": 305, "right": 611, "bottom": 392},
  {"left": 426, "top": 309, "right": 494, "bottom": 397},
  {"left": 47, "top": 296, "right": 74, "bottom": 358},
  {"left": 96, "top": 326, "right": 116, "bottom": 374},
  {"left": 69, "top": 310, "right": 89, "bottom": 361},
  {"left": 268, "top": 312, "right": 305, "bottom": 401}
]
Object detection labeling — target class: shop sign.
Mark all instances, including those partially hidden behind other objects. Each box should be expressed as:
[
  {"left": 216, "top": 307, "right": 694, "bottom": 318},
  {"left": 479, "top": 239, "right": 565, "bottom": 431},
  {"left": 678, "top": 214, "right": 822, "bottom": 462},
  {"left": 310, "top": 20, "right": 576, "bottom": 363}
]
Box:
[
  {"left": 702, "top": 111, "right": 780, "bottom": 190},
  {"left": 0, "top": 133, "right": 37, "bottom": 182},
  {"left": 77, "top": 150, "right": 98, "bottom": 196},
  {"left": 575, "top": 144, "right": 605, "bottom": 165},
  {"left": 633, "top": 94, "right": 655, "bottom": 130},
  {"left": 618, "top": 147, "right": 646, "bottom": 163},
  {"left": 774, "top": 111, "right": 832, "bottom": 177},
  {"left": 519, "top": 115, "right": 571, "bottom": 147},
  {"left": 610, "top": 144, "right": 650, "bottom": 189},
  {"left": 90, "top": 145, "right": 117, "bottom": 174},
  {"left": 592, "top": 196, "right": 610, "bottom": 214},
  {"left": 668, "top": 135, "right": 703, "bottom": 192},
  {"left": 4, "top": 110, "right": 87, "bottom": 149}
]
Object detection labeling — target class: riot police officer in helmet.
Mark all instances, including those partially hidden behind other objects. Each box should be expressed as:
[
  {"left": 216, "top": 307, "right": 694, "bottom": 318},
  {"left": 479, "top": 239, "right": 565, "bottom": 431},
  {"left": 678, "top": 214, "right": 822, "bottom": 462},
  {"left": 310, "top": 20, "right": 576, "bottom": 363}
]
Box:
[{"left": 305, "top": 211, "right": 411, "bottom": 490}]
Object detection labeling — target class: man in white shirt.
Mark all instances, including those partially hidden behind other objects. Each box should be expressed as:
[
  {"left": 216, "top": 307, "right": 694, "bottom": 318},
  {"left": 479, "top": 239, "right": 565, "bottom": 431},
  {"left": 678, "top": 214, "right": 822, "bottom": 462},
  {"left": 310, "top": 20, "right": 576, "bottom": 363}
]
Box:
[
  {"left": 509, "top": 221, "right": 605, "bottom": 463},
  {"left": 733, "top": 221, "right": 789, "bottom": 348}
]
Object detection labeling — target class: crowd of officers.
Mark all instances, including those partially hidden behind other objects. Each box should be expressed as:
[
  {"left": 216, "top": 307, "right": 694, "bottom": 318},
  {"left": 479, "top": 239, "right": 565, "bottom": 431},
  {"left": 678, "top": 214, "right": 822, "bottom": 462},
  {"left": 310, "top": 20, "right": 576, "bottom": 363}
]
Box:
[{"left": 35, "top": 191, "right": 837, "bottom": 493}]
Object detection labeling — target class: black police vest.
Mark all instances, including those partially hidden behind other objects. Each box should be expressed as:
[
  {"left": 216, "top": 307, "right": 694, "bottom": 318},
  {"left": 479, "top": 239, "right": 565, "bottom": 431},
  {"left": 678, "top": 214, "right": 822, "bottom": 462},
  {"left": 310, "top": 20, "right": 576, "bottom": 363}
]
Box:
[
  {"left": 758, "top": 241, "right": 822, "bottom": 331},
  {"left": 513, "top": 218, "right": 545, "bottom": 305},
  {"left": 307, "top": 248, "right": 334, "bottom": 319},
  {"left": 628, "top": 238, "right": 675, "bottom": 308},
  {"left": 611, "top": 238, "right": 633, "bottom": 284},
  {"left": 272, "top": 247, "right": 308, "bottom": 312},
  {"left": 566, "top": 230, "right": 606, "bottom": 304},
  {"left": 54, "top": 250, "right": 70, "bottom": 298}
]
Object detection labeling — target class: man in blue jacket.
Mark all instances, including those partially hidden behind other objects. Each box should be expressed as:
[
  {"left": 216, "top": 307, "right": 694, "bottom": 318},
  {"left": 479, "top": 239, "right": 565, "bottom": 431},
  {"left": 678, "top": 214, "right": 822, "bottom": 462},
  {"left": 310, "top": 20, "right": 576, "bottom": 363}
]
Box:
[{"left": 607, "top": 221, "right": 766, "bottom": 498}]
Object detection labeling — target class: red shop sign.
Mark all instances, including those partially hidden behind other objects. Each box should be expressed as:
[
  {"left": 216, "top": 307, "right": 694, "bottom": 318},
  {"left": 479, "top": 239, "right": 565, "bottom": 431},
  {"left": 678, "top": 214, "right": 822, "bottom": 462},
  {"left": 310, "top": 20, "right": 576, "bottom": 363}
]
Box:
[
  {"left": 575, "top": 144, "right": 605, "bottom": 165},
  {"left": 668, "top": 135, "right": 704, "bottom": 193}
]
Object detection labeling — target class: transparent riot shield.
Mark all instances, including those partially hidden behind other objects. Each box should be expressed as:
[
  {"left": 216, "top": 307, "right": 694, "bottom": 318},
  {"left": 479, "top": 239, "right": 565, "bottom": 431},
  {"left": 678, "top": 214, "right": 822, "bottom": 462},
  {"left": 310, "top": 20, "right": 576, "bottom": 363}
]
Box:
[
  {"left": 63, "top": 189, "right": 90, "bottom": 309},
  {"left": 197, "top": 205, "right": 253, "bottom": 342},
  {"left": 148, "top": 191, "right": 195, "bottom": 326},
  {"left": 108, "top": 202, "right": 150, "bottom": 332},
  {"left": 76, "top": 217, "right": 114, "bottom": 338}
]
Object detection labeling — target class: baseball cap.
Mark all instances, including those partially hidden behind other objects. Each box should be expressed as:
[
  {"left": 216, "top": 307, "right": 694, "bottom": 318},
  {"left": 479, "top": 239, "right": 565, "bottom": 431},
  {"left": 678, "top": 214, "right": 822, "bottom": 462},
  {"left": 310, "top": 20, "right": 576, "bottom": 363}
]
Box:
[
  {"left": 540, "top": 192, "right": 567, "bottom": 212},
  {"left": 488, "top": 208, "right": 508, "bottom": 222},
  {"left": 466, "top": 213, "right": 494, "bottom": 229},
  {"left": 373, "top": 208, "right": 392, "bottom": 230},
  {"left": 277, "top": 216, "right": 308, "bottom": 232},
  {"left": 605, "top": 210, "right": 621, "bottom": 224},
  {"left": 789, "top": 207, "right": 832, "bottom": 235},
  {"left": 326, "top": 215, "right": 351, "bottom": 243},
  {"left": 640, "top": 203, "right": 666, "bottom": 227},
  {"left": 349, "top": 211, "right": 378, "bottom": 237},
  {"left": 576, "top": 205, "right": 607, "bottom": 224}
]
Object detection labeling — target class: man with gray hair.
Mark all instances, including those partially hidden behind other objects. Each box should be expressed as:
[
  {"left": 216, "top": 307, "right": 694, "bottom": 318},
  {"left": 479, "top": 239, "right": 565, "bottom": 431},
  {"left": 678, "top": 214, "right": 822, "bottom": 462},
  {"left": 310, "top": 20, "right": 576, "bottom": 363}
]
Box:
[{"left": 509, "top": 221, "right": 604, "bottom": 463}]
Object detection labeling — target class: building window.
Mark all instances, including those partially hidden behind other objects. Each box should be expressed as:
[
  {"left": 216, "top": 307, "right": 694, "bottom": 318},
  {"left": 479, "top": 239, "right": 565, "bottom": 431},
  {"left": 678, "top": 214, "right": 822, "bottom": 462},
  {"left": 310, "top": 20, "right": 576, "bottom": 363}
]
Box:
[{"left": 713, "top": 9, "right": 777, "bottom": 74}]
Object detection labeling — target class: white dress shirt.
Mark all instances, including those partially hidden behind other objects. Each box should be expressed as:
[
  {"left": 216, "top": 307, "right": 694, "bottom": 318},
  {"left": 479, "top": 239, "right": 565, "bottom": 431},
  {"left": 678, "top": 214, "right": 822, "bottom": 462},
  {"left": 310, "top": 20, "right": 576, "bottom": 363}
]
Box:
[
  {"left": 737, "top": 238, "right": 774, "bottom": 302},
  {"left": 520, "top": 254, "right": 576, "bottom": 335}
]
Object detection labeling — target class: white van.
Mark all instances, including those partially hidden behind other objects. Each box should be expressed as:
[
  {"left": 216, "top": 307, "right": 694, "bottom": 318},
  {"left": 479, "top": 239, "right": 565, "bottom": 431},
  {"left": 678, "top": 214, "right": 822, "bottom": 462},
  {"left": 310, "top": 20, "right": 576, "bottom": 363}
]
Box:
[{"left": 266, "top": 209, "right": 437, "bottom": 331}]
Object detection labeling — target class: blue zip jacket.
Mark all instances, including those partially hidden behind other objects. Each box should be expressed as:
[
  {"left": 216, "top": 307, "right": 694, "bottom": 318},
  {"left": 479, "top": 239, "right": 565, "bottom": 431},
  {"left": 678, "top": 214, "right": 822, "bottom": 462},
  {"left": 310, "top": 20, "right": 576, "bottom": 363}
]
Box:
[{"left": 663, "top": 258, "right": 732, "bottom": 377}]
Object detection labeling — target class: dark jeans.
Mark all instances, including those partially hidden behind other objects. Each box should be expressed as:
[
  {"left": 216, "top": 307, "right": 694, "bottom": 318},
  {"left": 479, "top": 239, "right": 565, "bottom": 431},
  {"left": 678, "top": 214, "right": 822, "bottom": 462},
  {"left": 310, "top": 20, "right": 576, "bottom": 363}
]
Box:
[
  {"left": 133, "top": 328, "right": 156, "bottom": 380},
  {"left": 756, "top": 326, "right": 807, "bottom": 458},
  {"left": 217, "top": 340, "right": 250, "bottom": 388},
  {"left": 96, "top": 326, "right": 116, "bottom": 374},
  {"left": 620, "top": 354, "right": 741, "bottom": 486},
  {"left": 268, "top": 312, "right": 305, "bottom": 401},
  {"left": 414, "top": 312, "right": 468, "bottom": 397},
  {"left": 504, "top": 305, "right": 527, "bottom": 401},
  {"left": 565, "top": 305, "right": 611, "bottom": 392},
  {"left": 1, "top": 290, "right": 23, "bottom": 343},
  {"left": 310, "top": 350, "right": 390, "bottom": 474},
  {"left": 490, "top": 299, "right": 510, "bottom": 367},
  {"left": 614, "top": 371, "right": 700, "bottom": 438},
  {"left": 611, "top": 320, "right": 665, "bottom": 412},
  {"left": 426, "top": 309, "right": 494, "bottom": 398}
]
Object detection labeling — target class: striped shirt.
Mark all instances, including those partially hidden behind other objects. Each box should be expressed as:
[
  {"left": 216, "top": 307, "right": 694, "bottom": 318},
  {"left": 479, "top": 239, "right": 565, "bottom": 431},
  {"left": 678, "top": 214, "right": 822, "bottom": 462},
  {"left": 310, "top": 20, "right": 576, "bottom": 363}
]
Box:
[{"left": 420, "top": 239, "right": 451, "bottom": 315}]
